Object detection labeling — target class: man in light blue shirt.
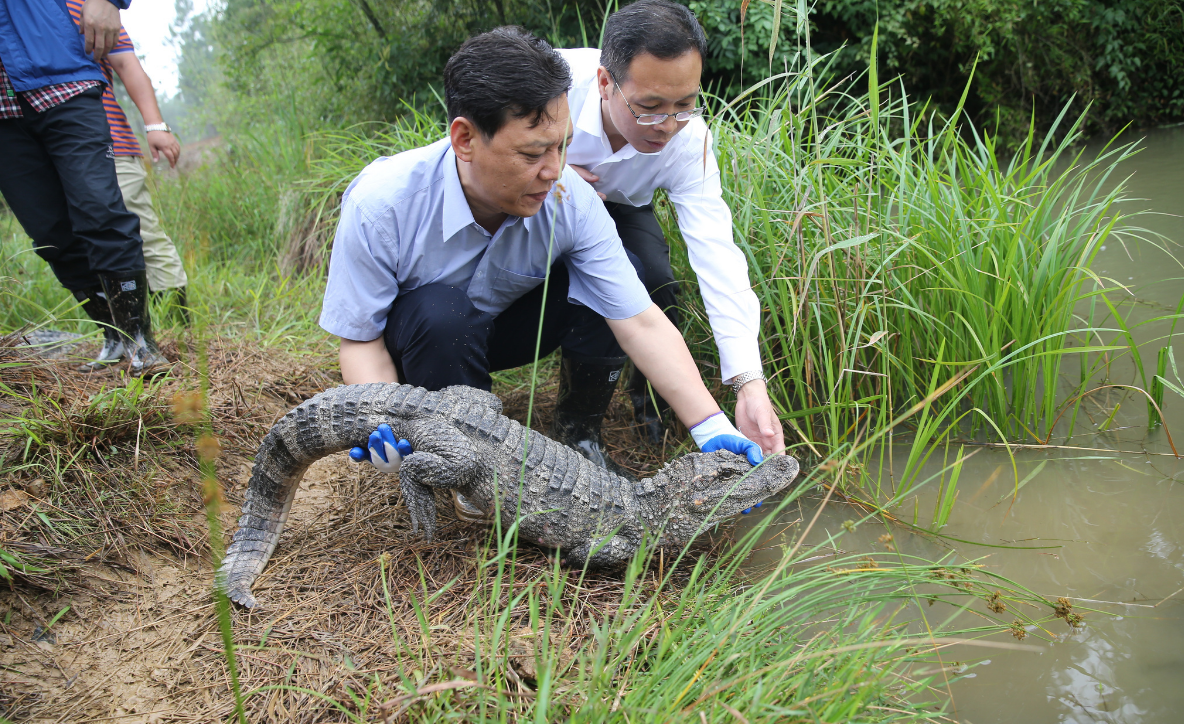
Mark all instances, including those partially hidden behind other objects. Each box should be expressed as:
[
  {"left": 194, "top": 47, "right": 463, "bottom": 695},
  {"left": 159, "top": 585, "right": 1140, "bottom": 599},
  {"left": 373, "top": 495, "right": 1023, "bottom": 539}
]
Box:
[{"left": 320, "top": 28, "right": 761, "bottom": 517}]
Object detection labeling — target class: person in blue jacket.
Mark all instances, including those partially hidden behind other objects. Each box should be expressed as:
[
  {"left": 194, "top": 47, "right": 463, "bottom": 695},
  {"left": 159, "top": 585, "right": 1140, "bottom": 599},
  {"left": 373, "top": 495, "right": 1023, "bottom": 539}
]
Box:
[{"left": 0, "top": 0, "right": 166, "bottom": 376}]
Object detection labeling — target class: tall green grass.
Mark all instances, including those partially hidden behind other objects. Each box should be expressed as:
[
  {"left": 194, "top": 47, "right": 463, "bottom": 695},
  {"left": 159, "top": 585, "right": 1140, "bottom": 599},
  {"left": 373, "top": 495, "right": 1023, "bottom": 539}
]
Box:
[
  {"left": 684, "top": 65, "right": 1167, "bottom": 495},
  {"left": 225, "top": 464, "right": 1063, "bottom": 722}
]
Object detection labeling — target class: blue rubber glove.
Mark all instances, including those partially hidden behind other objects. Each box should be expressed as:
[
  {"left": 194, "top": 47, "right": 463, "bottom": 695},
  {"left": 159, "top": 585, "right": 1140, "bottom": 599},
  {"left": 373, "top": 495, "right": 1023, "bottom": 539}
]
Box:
[
  {"left": 690, "top": 412, "right": 766, "bottom": 514},
  {"left": 701, "top": 434, "right": 764, "bottom": 467},
  {"left": 349, "top": 423, "right": 413, "bottom": 473}
]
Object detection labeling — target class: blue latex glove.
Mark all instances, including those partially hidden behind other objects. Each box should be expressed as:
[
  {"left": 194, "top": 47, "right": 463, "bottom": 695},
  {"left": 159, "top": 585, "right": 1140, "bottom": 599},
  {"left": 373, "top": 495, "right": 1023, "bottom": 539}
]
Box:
[
  {"left": 701, "top": 434, "right": 764, "bottom": 467},
  {"left": 349, "top": 423, "right": 413, "bottom": 473}
]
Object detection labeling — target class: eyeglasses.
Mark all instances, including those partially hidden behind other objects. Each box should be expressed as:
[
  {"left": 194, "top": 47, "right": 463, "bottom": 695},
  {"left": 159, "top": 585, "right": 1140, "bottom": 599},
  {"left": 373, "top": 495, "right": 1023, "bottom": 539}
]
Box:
[{"left": 610, "top": 72, "right": 705, "bottom": 126}]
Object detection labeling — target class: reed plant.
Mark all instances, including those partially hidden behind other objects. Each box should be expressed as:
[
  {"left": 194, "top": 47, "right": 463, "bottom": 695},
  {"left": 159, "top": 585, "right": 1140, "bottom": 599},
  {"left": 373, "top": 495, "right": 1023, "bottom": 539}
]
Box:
[{"left": 678, "top": 64, "right": 1165, "bottom": 504}]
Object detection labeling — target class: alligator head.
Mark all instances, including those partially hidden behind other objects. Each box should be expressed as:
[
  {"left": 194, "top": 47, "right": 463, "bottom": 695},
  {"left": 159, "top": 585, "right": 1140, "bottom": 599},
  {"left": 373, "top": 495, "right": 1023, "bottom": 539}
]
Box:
[{"left": 645, "top": 451, "right": 801, "bottom": 543}]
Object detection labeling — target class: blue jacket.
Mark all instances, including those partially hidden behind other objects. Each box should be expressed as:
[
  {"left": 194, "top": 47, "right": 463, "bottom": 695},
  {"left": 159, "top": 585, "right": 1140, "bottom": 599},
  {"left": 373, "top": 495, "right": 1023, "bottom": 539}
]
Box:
[{"left": 0, "top": 0, "right": 130, "bottom": 92}]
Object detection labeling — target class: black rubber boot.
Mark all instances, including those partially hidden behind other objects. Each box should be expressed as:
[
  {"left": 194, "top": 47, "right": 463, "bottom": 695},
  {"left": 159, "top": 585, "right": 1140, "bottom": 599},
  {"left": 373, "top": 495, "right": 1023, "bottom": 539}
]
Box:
[
  {"left": 551, "top": 356, "right": 633, "bottom": 479},
  {"left": 99, "top": 271, "right": 170, "bottom": 377},
  {"left": 151, "top": 286, "right": 190, "bottom": 327},
  {"left": 73, "top": 288, "right": 126, "bottom": 372},
  {"left": 628, "top": 365, "right": 670, "bottom": 446}
]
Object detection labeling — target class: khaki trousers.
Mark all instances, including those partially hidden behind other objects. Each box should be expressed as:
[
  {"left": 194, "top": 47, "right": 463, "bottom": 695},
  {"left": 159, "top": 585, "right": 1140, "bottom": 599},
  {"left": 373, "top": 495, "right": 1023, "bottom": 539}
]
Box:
[{"left": 115, "top": 155, "right": 188, "bottom": 290}]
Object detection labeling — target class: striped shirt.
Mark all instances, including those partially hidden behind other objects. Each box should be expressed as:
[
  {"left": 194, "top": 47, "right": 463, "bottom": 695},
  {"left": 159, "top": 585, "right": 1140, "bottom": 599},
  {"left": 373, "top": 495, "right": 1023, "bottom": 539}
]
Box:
[
  {"left": 65, "top": 0, "right": 142, "bottom": 157},
  {"left": 0, "top": 56, "right": 101, "bottom": 118}
]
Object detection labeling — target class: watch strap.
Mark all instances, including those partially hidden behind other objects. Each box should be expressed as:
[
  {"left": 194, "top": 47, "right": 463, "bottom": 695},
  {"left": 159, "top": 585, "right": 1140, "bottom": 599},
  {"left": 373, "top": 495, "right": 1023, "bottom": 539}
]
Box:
[
  {"left": 144, "top": 123, "right": 171, "bottom": 133},
  {"left": 730, "top": 370, "right": 765, "bottom": 395}
]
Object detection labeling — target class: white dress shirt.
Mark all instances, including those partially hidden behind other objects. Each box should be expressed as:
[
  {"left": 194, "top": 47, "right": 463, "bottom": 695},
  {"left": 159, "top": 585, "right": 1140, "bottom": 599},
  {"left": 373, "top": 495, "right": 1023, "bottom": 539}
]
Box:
[
  {"left": 319, "top": 137, "right": 652, "bottom": 342},
  {"left": 558, "top": 47, "right": 762, "bottom": 382}
]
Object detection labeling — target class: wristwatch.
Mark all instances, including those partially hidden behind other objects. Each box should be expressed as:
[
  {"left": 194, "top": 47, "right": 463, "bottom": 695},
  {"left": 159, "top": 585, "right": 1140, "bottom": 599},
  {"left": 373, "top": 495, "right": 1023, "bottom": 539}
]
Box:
[
  {"left": 144, "top": 123, "right": 172, "bottom": 133},
  {"left": 730, "top": 370, "right": 765, "bottom": 395}
]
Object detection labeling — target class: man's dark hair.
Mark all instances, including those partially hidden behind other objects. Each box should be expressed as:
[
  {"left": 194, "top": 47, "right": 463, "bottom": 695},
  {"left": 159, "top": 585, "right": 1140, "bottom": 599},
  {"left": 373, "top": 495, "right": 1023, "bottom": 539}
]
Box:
[
  {"left": 444, "top": 27, "right": 573, "bottom": 138},
  {"left": 600, "top": 0, "right": 708, "bottom": 81}
]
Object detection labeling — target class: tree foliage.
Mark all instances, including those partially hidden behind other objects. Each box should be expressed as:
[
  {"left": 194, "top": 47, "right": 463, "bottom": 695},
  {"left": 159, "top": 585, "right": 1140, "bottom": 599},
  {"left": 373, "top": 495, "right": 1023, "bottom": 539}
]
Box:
[
  {"left": 690, "top": 0, "right": 1184, "bottom": 141},
  {"left": 209, "top": 0, "right": 607, "bottom": 125},
  {"left": 188, "top": 0, "right": 1183, "bottom": 142}
]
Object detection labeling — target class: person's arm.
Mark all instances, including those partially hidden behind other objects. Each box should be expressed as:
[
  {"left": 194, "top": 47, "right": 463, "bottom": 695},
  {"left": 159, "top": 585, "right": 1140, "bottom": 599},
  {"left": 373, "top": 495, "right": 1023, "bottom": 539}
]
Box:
[
  {"left": 608, "top": 305, "right": 762, "bottom": 464},
  {"left": 734, "top": 380, "right": 784, "bottom": 454},
  {"left": 339, "top": 337, "right": 399, "bottom": 385},
  {"left": 339, "top": 340, "right": 407, "bottom": 471},
  {"left": 665, "top": 124, "right": 784, "bottom": 454},
  {"left": 562, "top": 166, "right": 762, "bottom": 461},
  {"left": 107, "top": 51, "right": 180, "bottom": 167},
  {"left": 318, "top": 173, "right": 403, "bottom": 379},
  {"left": 607, "top": 304, "right": 719, "bottom": 427}
]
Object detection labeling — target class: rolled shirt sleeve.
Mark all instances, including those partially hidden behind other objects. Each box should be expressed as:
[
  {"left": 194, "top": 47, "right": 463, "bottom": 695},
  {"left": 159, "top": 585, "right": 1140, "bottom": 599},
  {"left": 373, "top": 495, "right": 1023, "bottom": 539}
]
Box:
[
  {"left": 666, "top": 128, "right": 763, "bottom": 382},
  {"left": 318, "top": 191, "right": 401, "bottom": 341},
  {"left": 563, "top": 180, "right": 653, "bottom": 321}
]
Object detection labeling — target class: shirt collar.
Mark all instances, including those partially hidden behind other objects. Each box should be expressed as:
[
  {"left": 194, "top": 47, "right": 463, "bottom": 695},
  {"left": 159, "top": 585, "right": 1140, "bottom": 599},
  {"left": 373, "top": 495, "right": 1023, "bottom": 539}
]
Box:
[
  {"left": 575, "top": 91, "right": 641, "bottom": 162},
  {"left": 442, "top": 144, "right": 525, "bottom": 241},
  {"left": 442, "top": 145, "right": 478, "bottom": 242}
]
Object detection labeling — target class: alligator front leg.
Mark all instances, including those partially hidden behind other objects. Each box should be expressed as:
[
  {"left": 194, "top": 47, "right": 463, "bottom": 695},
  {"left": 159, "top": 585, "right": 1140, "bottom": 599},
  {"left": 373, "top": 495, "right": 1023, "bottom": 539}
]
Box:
[
  {"left": 396, "top": 422, "right": 484, "bottom": 540},
  {"left": 559, "top": 534, "right": 638, "bottom": 571},
  {"left": 401, "top": 450, "right": 485, "bottom": 540}
]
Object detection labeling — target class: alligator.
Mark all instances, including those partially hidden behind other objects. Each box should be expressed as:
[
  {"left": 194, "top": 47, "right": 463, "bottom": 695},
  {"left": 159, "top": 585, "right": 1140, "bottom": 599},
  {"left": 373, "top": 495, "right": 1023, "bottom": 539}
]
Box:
[{"left": 217, "top": 383, "right": 801, "bottom": 608}]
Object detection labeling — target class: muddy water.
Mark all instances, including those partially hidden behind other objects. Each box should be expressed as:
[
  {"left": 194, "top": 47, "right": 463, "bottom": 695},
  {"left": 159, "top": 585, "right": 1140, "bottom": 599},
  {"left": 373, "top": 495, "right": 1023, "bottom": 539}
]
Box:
[{"left": 781, "top": 125, "right": 1184, "bottom": 722}]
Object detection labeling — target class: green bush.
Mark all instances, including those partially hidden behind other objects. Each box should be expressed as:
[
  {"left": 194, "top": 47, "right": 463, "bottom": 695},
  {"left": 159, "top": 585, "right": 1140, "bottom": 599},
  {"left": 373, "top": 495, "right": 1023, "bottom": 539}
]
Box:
[
  {"left": 212, "top": 0, "right": 607, "bottom": 127},
  {"left": 689, "top": 0, "right": 1184, "bottom": 143},
  {"left": 194, "top": 0, "right": 1182, "bottom": 144}
]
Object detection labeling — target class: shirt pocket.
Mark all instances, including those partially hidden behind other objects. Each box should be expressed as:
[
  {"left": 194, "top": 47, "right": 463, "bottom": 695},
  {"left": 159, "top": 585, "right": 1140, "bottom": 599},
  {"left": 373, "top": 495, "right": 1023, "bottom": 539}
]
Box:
[{"left": 489, "top": 265, "right": 547, "bottom": 305}]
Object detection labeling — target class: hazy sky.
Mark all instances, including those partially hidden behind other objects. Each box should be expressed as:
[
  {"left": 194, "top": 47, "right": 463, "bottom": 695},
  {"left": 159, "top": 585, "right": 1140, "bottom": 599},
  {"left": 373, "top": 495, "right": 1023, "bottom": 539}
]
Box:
[{"left": 121, "top": 0, "right": 210, "bottom": 98}]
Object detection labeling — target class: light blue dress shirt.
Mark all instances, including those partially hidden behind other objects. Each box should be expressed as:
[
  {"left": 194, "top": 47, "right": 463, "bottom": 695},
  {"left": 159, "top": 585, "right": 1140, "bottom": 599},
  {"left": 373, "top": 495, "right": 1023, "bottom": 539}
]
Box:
[{"left": 319, "top": 137, "right": 653, "bottom": 342}]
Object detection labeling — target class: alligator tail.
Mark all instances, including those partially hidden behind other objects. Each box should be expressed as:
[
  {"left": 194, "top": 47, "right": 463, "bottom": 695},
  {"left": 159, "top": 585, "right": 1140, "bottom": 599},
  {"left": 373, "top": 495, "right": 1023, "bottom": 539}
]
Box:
[{"left": 217, "top": 383, "right": 412, "bottom": 608}]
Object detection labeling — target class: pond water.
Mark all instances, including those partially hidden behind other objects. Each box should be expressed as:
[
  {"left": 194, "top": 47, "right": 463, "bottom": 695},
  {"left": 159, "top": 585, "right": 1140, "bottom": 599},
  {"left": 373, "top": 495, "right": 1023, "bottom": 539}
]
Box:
[{"left": 772, "top": 125, "right": 1184, "bottom": 723}]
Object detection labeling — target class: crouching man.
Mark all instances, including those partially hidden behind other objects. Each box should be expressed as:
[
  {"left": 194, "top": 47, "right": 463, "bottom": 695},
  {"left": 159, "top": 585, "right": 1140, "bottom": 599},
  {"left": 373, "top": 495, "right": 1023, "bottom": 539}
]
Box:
[{"left": 319, "top": 27, "right": 761, "bottom": 518}]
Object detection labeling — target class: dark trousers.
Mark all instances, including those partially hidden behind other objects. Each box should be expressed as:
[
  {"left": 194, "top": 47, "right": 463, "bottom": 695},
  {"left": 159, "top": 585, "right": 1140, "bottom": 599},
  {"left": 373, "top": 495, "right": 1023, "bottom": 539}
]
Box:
[
  {"left": 604, "top": 202, "right": 679, "bottom": 413},
  {"left": 0, "top": 88, "right": 144, "bottom": 292},
  {"left": 383, "top": 262, "right": 631, "bottom": 392},
  {"left": 604, "top": 202, "right": 679, "bottom": 329}
]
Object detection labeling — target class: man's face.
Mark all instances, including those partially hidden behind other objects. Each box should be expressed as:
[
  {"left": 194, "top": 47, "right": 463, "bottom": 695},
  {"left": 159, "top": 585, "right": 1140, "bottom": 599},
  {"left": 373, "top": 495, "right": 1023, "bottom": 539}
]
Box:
[
  {"left": 459, "top": 95, "right": 573, "bottom": 220},
  {"left": 598, "top": 51, "right": 703, "bottom": 154}
]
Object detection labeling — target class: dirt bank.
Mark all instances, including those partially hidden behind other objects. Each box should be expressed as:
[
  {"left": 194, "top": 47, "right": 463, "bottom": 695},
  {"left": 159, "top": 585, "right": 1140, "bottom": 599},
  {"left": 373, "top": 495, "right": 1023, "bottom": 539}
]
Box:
[{"left": 0, "top": 336, "right": 683, "bottom": 722}]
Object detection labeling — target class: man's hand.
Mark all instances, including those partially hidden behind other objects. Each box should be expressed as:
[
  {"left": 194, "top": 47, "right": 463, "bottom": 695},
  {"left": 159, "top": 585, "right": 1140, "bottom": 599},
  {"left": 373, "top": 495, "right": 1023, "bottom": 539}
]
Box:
[
  {"left": 569, "top": 165, "right": 606, "bottom": 200},
  {"left": 701, "top": 433, "right": 763, "bottom": 466},
  {"left": 80, "top": 0, "right": 121, "bottom": 61},
  {"left": 147, "top": 131, "right": 181, "bottom": 168},
  {"left": 734, "top": 380, "right": 785, "bottom": 456},
  {"left": 349, "top": 424, "right": 412, "bottom": 473}
]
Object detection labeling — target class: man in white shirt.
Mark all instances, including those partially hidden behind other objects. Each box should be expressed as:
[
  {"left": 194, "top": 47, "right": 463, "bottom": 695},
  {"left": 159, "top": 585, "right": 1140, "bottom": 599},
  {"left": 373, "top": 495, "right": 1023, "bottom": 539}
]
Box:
[
  {"left": 558, "top": 0, "right": 784, "bottom": 456},
  {"left": 320, "top": 28, "right": 763, "bottom": 516}
]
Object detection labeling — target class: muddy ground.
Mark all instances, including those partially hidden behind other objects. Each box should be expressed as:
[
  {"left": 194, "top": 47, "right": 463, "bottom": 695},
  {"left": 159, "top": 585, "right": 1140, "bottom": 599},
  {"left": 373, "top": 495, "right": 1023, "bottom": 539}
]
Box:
[{"left": 0, "top": 335, "right": 692, "bottom": 722}]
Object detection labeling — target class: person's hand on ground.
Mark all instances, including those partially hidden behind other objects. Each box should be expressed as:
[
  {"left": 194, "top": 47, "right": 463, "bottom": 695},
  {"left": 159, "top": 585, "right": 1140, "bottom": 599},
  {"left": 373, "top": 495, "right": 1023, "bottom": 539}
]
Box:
[
  {"left": 734, "top": 380, "right": 785, "bottom": 456},
  {"left": 80, "top": 0, "right": 121, "bottom": 61},
  {"left": 147, "top": 130, "right": 180, "bottom": 168},
  {"left": 569, "top": 164, "right": 606, "bottom": 200},
  {"left": 349, "top": 423, "right": 412, "bottom": 473}
]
